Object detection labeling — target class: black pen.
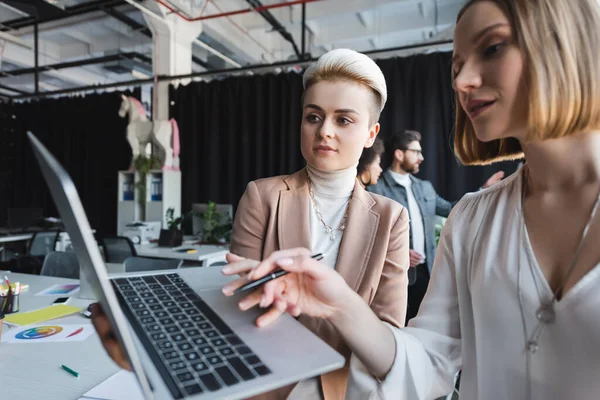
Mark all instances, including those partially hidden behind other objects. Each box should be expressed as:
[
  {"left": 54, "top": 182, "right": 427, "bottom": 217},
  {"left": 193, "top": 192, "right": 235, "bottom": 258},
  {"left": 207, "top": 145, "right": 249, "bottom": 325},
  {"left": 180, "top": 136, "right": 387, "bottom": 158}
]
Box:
[{"left": 233, "top": 253, "right": 324, "bottom": 295}]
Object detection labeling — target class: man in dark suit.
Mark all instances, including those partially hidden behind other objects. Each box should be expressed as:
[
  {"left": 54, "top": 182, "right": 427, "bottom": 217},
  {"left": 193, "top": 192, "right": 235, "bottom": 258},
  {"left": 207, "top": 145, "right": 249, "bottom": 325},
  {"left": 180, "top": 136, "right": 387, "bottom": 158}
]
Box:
[{"left": 368, "top": 130, "right": 503, "bottom": 321}]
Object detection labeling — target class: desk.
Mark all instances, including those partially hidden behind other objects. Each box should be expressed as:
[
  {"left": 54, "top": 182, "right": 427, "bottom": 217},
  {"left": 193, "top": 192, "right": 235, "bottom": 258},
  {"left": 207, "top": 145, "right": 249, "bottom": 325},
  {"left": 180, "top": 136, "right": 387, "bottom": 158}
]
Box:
[
  {"left": 0, "top": 267, "right": 234, "bottom": 400},
  {"left": 0, "top": 234, "right": 33, "bottom": 262},
  {"left": 135, "top": 244, "right": 229, "bottom": 267},
  {"left": 0, "top": 272, "right": 118, "bottom": 400}
]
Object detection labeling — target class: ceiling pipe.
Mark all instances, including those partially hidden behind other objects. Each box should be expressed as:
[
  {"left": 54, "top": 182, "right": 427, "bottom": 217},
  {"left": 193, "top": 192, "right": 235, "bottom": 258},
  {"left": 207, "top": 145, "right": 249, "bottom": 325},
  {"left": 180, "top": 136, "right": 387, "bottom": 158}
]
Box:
[
  {"left": 154, "top": 0, "right": 322, "bottom": 22},
  {"left": 245, "top": 0, "right": 300, "bottom": 58}
]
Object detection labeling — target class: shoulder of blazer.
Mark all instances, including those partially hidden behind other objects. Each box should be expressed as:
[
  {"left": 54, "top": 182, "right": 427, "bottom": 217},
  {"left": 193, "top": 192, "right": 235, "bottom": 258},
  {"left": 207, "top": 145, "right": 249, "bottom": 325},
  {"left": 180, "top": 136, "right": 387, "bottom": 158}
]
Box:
[
  {"left": 363, "top": 188, "right": 407, "bottom": 221},
  {"left": 248, "top": 169, "right": 307, "bottom": 202}
]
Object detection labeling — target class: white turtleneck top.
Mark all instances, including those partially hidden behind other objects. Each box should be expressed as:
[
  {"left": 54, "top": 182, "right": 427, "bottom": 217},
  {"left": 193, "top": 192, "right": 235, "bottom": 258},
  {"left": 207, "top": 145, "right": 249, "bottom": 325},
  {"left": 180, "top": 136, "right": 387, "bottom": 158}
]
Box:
[{"left": 305, "top": 164, "right": 356, "bottom": 269}]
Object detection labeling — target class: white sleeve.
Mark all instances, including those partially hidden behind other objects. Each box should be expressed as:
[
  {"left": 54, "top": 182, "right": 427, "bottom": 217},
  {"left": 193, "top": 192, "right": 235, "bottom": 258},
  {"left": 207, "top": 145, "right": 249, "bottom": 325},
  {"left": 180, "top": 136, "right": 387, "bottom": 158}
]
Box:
[{"left": 346, "top": 208, "right": 465, "bottom": 400}]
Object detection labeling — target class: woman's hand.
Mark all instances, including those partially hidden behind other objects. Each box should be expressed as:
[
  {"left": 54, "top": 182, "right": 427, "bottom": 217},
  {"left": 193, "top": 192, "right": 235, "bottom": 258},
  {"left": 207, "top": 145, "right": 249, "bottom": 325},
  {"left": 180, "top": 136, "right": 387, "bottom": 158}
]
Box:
[
  {"left": 90, "top": 303, "right": 131, "bottom": 370},
  {"left": 222, "top": 248, "right": 352, "bottom": 327}
]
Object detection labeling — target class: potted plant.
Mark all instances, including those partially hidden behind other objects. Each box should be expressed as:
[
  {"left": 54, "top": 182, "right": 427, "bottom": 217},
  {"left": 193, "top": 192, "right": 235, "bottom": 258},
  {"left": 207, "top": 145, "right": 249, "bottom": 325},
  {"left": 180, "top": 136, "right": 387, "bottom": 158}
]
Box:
[
  {"left": 197, "top": 201, "right": 233, "bottom": 244},
  {"left": 134, "top": 154, "right": 160, "bottom": 220},
  {"left": 158, "top": 207, "right": 185, "bottom": 247}
]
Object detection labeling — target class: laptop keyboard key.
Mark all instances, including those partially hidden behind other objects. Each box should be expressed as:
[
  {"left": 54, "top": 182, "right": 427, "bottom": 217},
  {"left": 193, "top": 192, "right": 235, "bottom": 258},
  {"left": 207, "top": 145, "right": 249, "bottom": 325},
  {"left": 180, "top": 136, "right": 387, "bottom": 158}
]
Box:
[
  {"left": 219, "top": 347, "right": 234, "bottom": 357},
  {"left": 199, "top": 373, "right": 222, "bottom": 392},
  {"left": 157, "top": 341, "right": 173, "bottom": 350},
  {"left": 163, "top": 351, "right": 179, "bottom": 360},
  {"left": 177, "top": 342, "right": 192, "bottom": 351},
  {"left": 225, "top": 335, "right": 243, "bottom": 346},
  {"left": 165, "top": 325, "right": 179, "bottom": 333},
  {"left": 169, "top": 361, "right": 187, "bottom": 371},
  {"left": 211, "top": 338, "right": 226, "bottom": 347},
  {"left": 207, "top": 355, "right": 224, "bottom": 366},
  {"left": 204, "top": 330, "right": 218, "bottom": 338},
  {"left": 170, "top": 333, "right": 186, "bottom": 342},
  {"left": 237, "top": 346, "right": 252, "bottom": 355},
  {"left": 187, "top": 329, "right": 201, "bottom": 337},
  {"left": 151, "top": 332, "right": 166, "bottom": 340},
  {"left": 254, "top": 365, "right": 271, "bottom": 376},
  {"left": 184, "top": 351, "right": 201, "bottom": 362},
  {"left": 199, "top": 345, "right": 215, "bottom": 356},
  {"left": 191, "top": 361, "right": 209, "bottom": 373},
  {"left": 229, "top": 357, "right": 255, "bottom": 381},
  {"left": 176, "top": 371, "right": 194, "bottom": 383},
  {"left": 192, "top": 337, "right": 207, "bottom": 346},
  {"left": 184, "top": 383, "right": 203, "bottom": 396},
  {"left": 245, "top": 355, "right": 261, "bottom": 365},
  {"left": 216, "top": 366, "right": 239, "bottom": 386},
  {"left": 180, "top": 321, "right": 194, "bottom": 329}
]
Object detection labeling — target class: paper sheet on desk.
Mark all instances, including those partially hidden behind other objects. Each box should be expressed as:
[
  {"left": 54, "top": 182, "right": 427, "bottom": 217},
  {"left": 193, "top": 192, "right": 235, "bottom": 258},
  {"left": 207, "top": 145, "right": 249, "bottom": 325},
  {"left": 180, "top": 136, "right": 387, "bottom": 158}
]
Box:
[{"left": 78, "top": 370, "right": 144, "bottom": 400}]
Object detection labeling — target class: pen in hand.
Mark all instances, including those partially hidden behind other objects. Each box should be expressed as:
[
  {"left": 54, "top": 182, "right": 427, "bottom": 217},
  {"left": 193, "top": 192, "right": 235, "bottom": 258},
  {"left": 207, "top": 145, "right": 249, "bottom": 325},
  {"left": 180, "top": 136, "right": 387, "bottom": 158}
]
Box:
[{"left": 233, "top": 253, "right": 324, "bottom": 295}]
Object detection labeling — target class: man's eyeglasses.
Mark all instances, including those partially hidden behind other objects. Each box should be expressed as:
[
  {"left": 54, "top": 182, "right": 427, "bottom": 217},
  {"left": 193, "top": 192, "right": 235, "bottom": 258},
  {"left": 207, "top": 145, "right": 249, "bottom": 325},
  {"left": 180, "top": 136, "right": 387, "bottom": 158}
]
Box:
[{"left": 403, "top": 148, "right": 423, "bottom": 156}]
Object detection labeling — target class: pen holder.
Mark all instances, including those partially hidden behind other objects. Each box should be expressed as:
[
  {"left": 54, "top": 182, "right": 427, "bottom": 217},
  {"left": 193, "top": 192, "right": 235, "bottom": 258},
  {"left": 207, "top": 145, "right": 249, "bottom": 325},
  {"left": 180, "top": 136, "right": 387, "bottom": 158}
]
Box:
[{"left": 1, "top": 292, "right": 19, "bottom": 314}]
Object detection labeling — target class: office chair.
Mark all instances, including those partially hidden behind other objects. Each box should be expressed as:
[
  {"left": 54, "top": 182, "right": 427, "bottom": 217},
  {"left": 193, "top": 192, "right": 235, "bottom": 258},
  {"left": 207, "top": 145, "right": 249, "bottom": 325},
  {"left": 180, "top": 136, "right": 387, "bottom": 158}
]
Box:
[
  {"left": 28, "top": 231, "right": 61, "bottom": 257},
  {"left": 40, "top": 251, "right": 79, "bottom": 279},
  {"left": 123, "top": 256, "right": 182, "bottom": 273},
  {"left": 101, "top": 236, "right": 137, "bottom": 263}
]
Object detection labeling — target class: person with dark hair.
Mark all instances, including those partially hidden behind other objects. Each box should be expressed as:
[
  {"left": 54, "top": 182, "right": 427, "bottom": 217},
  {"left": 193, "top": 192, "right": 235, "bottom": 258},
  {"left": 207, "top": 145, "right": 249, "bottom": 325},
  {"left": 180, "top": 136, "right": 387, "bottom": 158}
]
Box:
[
  {"left": 357, "top": 137, "right": 384, "bottom": 187},
  {"left": 369, "top": 129, "right": 503, "bottom": 321}
]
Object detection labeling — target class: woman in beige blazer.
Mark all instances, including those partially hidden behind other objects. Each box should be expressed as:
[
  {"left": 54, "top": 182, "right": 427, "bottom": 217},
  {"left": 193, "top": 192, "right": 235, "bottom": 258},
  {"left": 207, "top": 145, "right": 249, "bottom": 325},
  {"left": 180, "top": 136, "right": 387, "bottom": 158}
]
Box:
[
  {"left": 223, "top": 49, "right": 410, "bottom": 400},
  {"left": 90, "top": 48, "right": 409, "bottom": 400}
]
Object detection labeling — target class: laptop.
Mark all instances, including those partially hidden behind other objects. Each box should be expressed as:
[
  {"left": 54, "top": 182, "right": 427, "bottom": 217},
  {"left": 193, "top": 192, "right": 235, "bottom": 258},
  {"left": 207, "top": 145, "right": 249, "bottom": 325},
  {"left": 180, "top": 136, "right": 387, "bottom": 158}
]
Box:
[{"left": 27, "top": 131, "right": 345, "bottom": 399}]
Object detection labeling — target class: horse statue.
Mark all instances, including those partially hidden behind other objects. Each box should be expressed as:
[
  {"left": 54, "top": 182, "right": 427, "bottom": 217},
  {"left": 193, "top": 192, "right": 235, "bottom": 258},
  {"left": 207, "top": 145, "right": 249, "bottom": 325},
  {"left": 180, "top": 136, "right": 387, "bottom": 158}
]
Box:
[{"left": 118, "top": 94, "right": 180, "bottom": 171}]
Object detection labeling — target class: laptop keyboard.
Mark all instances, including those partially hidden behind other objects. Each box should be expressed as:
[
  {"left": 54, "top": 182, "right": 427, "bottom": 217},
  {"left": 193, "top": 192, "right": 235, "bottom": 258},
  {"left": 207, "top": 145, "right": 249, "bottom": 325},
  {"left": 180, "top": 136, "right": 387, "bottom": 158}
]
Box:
[{"left": 112, "top": 273, "right": 272, "bottom": 399}]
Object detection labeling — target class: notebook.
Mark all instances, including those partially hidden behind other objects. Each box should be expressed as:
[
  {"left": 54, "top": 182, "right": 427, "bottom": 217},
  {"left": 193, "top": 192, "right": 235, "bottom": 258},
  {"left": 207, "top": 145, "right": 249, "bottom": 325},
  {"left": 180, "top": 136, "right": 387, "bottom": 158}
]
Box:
[{"left": 3, "top": 304, "right": 82, "bottom": 326}]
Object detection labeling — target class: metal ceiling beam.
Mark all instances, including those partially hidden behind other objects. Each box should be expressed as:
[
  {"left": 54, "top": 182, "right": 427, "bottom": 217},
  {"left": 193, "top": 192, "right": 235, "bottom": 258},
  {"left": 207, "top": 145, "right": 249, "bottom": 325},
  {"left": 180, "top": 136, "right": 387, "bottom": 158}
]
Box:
[
  {"left": 0, "top": 52, "right": 152, "bottom": 77},
  {"left": 0, "top": 82, "right": 28, "bottom": 95},
  {"left": 245, "top": 0, "right": 301, "bottom": 59},
  {"left": 11, "top": 39, "right": 453, "bottom": 101},
  {"left": 0, "top": 0, "right": 125, "bottom": 30}
]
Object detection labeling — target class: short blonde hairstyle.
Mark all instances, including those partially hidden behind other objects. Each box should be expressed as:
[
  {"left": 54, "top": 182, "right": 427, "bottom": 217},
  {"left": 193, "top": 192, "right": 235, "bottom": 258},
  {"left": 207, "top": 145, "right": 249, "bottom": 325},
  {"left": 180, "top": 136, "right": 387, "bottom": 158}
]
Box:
[
  {"left": 303, "top": 48, "right": 387, "bottom": 124},
  {"left": 455, "top": 0, "right": 600, "bottom": 165}
]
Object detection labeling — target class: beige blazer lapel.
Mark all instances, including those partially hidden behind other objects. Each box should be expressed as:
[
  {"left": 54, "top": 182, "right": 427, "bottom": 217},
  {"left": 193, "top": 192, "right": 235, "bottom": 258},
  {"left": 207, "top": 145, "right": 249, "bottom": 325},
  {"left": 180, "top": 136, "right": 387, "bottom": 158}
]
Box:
[
  {"left": 277, "top": 170, "right": 311, "bottom": 251},
  {"left": 335, "top": 181, "right": 379, "bottom": 291}
]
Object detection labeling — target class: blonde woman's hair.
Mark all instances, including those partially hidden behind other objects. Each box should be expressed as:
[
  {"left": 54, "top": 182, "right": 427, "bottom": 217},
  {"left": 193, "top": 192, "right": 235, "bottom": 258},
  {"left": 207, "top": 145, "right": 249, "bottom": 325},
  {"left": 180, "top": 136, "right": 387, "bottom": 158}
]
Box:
[
  {"left": 303, "top": 48, "right": 387, "bottom": 124},
  {"left": 454, "top": 0, "right": 600, "bottom": 165}
]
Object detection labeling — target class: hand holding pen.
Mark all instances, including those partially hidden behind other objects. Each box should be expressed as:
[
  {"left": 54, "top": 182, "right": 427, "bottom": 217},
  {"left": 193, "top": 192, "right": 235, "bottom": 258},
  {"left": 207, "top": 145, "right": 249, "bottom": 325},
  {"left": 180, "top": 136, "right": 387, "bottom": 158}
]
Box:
[{"left": 222, "top": 248, "right": 352, "bottom": 327}]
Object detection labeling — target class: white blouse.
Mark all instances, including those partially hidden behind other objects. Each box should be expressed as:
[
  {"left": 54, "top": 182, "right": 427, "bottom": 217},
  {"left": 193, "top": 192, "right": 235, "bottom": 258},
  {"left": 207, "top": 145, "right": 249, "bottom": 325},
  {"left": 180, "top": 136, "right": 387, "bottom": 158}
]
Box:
[{"left": 347, "top": 167, "right": 600, "bottom": 400}]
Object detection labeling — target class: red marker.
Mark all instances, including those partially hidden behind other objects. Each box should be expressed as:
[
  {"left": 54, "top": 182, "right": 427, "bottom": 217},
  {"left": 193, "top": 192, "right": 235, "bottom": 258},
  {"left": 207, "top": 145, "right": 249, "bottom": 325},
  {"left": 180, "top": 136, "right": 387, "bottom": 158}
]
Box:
[{"left": 66, "top": 327, "right": 83, "bottom": 338}]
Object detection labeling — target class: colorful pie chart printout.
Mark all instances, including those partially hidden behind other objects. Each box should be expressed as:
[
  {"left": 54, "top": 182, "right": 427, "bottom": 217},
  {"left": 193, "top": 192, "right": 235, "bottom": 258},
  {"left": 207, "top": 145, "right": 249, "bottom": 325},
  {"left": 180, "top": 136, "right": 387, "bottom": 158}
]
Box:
[
  {"left": 2, "top": 324, "right": 94, "bottom": 343},
  {"left": 15, "top": 325, "right": 63, "bottom": 339}
]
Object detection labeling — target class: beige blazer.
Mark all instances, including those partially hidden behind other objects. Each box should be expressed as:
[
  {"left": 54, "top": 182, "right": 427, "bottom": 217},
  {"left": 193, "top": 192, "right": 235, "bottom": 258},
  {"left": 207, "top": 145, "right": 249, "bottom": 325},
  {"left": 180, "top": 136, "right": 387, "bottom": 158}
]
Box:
[{"left": 230, "top": 169, "right": 410, "bottom": 400}]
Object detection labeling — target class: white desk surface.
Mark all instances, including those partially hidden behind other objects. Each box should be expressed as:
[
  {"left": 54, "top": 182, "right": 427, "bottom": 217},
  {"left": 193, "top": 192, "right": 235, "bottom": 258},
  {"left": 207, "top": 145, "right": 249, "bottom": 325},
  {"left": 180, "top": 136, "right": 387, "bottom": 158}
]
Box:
[
  {"left": 135, "top": 243, "right": 229, "bottom": 264},
  {"left": 0, "top": 267, "right": 234, "bottom": 400},
  {"left": 0, "top": 272, "right": 118, "bottom": 400},
  {"left": 0, "top": 233, "right": 33, "bottom": 243}
]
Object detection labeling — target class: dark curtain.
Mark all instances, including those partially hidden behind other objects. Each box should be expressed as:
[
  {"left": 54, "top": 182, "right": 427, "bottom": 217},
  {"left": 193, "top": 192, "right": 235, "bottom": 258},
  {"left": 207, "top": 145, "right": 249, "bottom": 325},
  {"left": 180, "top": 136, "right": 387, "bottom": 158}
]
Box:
[
  {"left": 170, "top": 52, "right": 519, "bottom": 212},
  {"left": 0, "top": 89, "right": 140, "bottom": 236},
  {"left": 170, "top": 74, "right": 304, "bottom": 212}
]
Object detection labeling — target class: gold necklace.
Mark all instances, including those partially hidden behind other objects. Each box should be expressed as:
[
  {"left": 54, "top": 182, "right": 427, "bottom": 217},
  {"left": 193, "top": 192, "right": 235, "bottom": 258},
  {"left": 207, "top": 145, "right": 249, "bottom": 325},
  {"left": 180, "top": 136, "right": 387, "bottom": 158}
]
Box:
[{"left": 305, "top": 168, "right": 353, "bottom": 241}]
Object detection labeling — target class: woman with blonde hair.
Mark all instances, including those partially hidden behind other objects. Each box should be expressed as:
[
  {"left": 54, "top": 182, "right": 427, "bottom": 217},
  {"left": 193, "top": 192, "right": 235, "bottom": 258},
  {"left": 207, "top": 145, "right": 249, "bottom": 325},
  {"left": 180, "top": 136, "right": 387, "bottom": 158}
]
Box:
[
  {"left": 223, "top": 0, "right": 600, "bottom": 399},
  {"left": 93, "top": 48, "right": 410, "bottom": 400}
]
